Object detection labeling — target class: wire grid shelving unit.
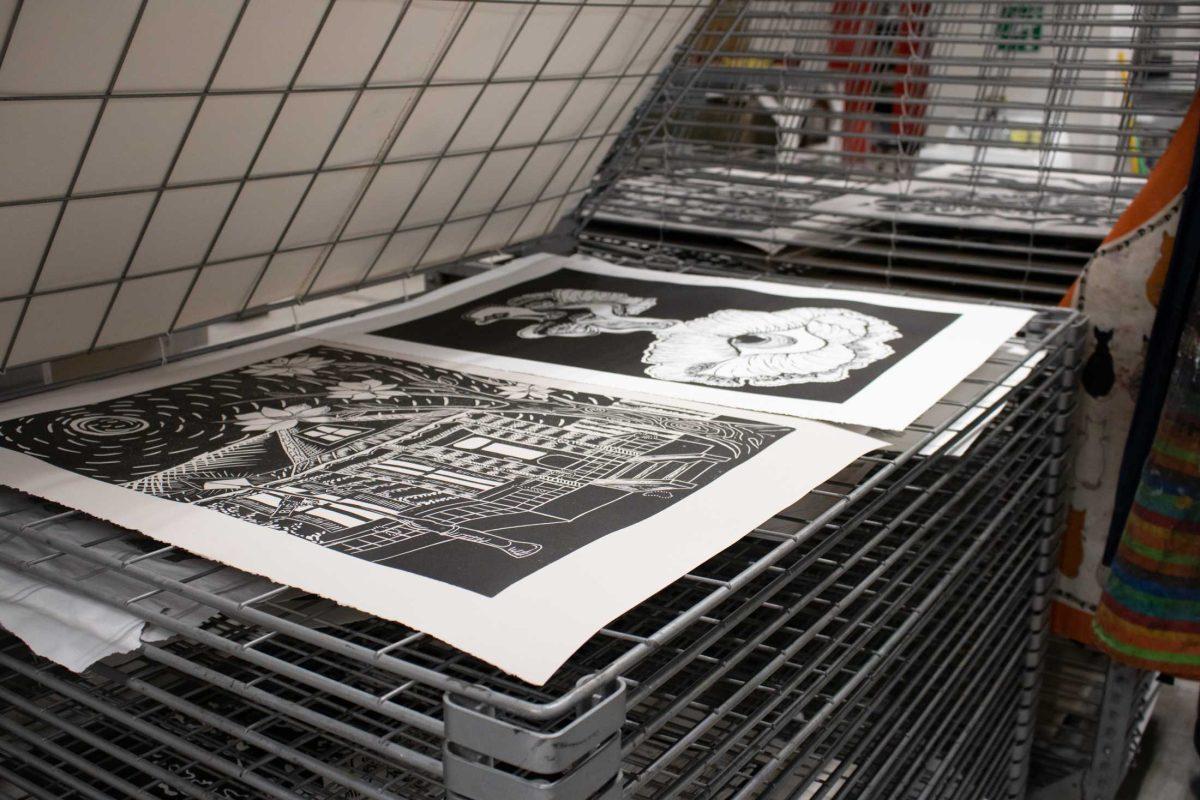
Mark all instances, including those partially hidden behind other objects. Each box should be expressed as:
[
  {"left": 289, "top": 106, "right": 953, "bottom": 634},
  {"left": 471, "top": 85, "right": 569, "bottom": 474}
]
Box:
[
  {"left": 571, "top": 3, "right": 1187, "bottom": 794},
  {"left": 0, "top": 283, "right": 1082, "bottom": 799},
  {"left": 1026, "top": 638, "right": 1161, "bottom": 800},
  {"left": 0, "top": 2, "right": 1089, "bottom": 798},
  {"left": 580, "top": 0, "right": 1200, "bottom": 303}
]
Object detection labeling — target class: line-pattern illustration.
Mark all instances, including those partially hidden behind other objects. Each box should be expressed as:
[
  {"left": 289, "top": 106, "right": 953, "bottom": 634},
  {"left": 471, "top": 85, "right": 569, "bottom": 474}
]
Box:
[
  {"left": 465, "top": 289, "right": 902, "bottom": 388},
  {"left": 0, "top": 345, "right": 790, "bottom": 596}
]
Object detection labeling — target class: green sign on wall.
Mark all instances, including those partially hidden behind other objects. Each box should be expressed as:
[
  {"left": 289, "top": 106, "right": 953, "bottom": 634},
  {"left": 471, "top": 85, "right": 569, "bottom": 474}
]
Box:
[{"left": 998, "top": 4, "right": 1043, "bottom": 52}]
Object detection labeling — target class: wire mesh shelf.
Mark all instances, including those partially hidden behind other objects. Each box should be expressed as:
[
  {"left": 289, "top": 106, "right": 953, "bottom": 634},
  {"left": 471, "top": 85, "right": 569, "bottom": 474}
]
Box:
[
  {"left": 0, "top": 274, "right": 1084, "bottom": 798},
  {"left": 1027, "top": 636, "right": 1162, "bottom": 800},
  {"left": 581, "top": 0, "right": 1200, "bottom": 302},
  {"left": 0, "top": 2, "right": 1113, "bottom": 798}
]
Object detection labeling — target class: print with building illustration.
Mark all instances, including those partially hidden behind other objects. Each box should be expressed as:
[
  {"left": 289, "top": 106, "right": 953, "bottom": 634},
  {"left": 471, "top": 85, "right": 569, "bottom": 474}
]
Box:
[{"left": 0, "top": 345, "right": 789, "bottom": 595}]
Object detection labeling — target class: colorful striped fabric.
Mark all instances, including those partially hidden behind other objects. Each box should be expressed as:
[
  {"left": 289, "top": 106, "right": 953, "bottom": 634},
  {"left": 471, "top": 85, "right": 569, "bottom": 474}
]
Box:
[
  {"left": 1093, "top": 170, "right": 1200, "bottom": 677},
  {"left": 1051, "top": 92, "right": 1200, "bottom": 648},
  {"left": 1094, "top": 386, "right": 1200, "bottom": 675}
]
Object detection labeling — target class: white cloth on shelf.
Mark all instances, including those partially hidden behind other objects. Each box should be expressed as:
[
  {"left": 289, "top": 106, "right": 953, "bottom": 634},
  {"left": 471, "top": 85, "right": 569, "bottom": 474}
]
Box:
[{"left": 0, "top": 504, "right": 273, "bottom": 671}]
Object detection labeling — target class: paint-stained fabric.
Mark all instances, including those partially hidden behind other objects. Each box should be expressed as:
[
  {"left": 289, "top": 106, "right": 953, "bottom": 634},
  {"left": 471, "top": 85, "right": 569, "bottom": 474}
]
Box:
[
  {"left": 1092, "top": 103, "right": 1200, "bottom": 676},
  {"left": 1052, "top": 92, "right": 1200, "bottom": 645},
  {"left": 1093, "top": 288, "right": 1200, "bottom": 676}
]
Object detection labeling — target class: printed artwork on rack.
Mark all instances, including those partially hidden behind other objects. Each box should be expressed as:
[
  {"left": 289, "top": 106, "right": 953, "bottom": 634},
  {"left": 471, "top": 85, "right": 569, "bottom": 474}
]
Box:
[
  {"left": 0, "top": 345, "right": 790, "bottom": 597},
  {"left": 598, "top": 171, "right": 826, "bottom": 228},
  {"left": 811, "top": 164, "right": 1130, "bottom": 238},
  {"left": 369, "top": 264, "right": 958, "bottom": 406},
  {"left": 331, "top": 255, "right": 1037, "bottom": 431},
  {"left": 465, "top": 288, "right": 903, "bottom": 390},
  {"left": 592, "top": 170, "right": 860, "bottom": 253}
]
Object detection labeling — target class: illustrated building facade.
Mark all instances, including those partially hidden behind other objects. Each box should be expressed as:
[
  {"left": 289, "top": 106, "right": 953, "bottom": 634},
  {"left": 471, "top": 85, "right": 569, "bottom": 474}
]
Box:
[{"left": 187, "top": 406, "right": 731, "bottom": 564}]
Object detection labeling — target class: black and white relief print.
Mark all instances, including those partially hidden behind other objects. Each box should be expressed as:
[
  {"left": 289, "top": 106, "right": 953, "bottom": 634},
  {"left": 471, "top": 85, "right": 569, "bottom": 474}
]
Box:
[
  {"left": 599, "top": 173, "right": 826, "bottom": 229},
  {"left": 874, "top": 182, "right": 1116, "bottom": 230},
  {"left": 0, "top": 346, "right": 790, "bottom": 596},
  {"left": 374, "top": 268, "right": 960, "bottom": 404},
  {"left": 812, "top": 165, "right": 1126, "bottom": 236}
]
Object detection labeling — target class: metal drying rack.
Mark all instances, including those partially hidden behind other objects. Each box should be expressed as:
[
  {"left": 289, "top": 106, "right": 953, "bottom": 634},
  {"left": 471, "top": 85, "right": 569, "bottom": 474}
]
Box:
[
  {"left": 580, "top": 1, "right": 1199, "bottom": 305},
  {"left": 0, "top": 286, "right": 1083, "bottom": 799},
  {"left": 572, "top": 3, "right": 1197, "bottom": 795},
  {"left": 0, "top": 1, "right": 1108, "bottom": 798}
]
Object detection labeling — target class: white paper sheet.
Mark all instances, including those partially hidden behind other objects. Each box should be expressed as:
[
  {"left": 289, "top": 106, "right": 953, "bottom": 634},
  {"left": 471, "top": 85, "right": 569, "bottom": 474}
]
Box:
[
  {"left": 592, "top": 171, "right": 860, "bottom": 253},
  {"left": 0, "top": 507, "right": 273, "bottom": 671},
  {"left": 0, "top": 335, "right": 880, "bottom": 685},
  {"left": 810, "top": 164, "right": 1128, "bottom": 238},
  {"left": 325, "top": 254, "right": 1034, "bottom": 431}
]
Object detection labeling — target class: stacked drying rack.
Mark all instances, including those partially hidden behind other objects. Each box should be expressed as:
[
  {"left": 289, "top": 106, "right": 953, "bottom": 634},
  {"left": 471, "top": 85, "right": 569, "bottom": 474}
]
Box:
[
  {"left": 0, "top": 2, "right": 1092, "bottom": 798},
  {"left": 576, "top": 3, "right": 1200, "bottom": 797}
]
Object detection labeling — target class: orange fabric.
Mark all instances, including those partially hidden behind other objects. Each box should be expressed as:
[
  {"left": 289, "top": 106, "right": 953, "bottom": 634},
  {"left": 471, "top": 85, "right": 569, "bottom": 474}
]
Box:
[
  {"left": 1104, "top": 92, "right": 1200, "bottom": 246},
  {"left": 1059, "top": 507, "right": 1086, "bottom": 577},
  {"left": 1050, "top": 602, "right": 1098, "bottom": 648},
  {"left": 1058, "top": 283, "right": 1078, "bottom": 308},
  {"left": 1059, "top": 90, "right": 1200, "bottom": 306}
]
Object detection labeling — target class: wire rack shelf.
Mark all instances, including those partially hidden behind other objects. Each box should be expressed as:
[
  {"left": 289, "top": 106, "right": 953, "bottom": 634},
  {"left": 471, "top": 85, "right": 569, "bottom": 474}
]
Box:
[
  {"left": 581, "top": 0, "right": 1200, "bottom": 303},
  {"left": 0, "top": 274, "right": 1084, "bottom": 797}
]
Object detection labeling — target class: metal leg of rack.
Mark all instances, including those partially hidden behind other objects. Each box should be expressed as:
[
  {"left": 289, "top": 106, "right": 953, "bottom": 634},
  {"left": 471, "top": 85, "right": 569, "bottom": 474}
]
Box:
[
  {"left": 442, "top": 681, "right": 626, "bottom": 800},
  {"left": 1011, "top": 317, "right": 1085, "bottom": 799},
  {"left": 1081, "top": 662, "right": 1154, "bottom": 800}
]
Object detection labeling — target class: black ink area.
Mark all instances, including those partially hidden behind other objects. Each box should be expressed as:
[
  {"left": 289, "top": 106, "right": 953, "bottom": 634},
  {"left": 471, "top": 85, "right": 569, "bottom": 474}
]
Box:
[
  {"left": 0, "top": 346, "right": 790, "bottom": 596},
  {"left": 375, "top": 268, "right": 959, "bottom": 404}
]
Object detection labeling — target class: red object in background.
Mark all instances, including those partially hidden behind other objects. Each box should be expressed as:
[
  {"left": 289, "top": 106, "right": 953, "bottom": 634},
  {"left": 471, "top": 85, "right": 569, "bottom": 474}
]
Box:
[{"left": 830, "top": 1, "right": 932, "bottom": 156}]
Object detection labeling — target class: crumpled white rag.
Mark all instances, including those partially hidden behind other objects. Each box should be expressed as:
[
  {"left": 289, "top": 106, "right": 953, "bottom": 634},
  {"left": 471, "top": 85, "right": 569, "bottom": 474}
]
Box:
[{"left": 0, "top": 505, "right": 273, "bottom": 671}]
